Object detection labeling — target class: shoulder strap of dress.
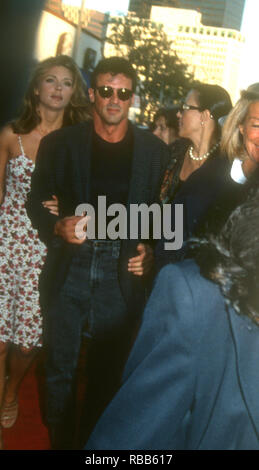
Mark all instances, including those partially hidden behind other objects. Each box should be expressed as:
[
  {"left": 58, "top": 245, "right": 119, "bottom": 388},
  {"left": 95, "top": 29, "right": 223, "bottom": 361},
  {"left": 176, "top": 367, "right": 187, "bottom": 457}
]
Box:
[{"left": 18, "top": 135, "right": 25, "bottom": 157}]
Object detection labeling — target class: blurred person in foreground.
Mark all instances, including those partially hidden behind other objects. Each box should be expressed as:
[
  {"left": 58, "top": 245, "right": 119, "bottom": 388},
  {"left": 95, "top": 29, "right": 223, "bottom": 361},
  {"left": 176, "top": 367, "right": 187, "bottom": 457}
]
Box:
[
  {"left": 0, "top": 55, "right": 90, "bottom": 450},
  {"left": 85, "top": 185, "right": 259, "bottom": 450}
]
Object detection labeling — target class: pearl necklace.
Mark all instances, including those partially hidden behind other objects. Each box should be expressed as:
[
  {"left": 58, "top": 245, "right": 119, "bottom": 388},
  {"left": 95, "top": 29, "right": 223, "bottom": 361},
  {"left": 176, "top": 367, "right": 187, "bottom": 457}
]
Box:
[{"left": 188, "top": 142, "right": 220, "bottom": 161}]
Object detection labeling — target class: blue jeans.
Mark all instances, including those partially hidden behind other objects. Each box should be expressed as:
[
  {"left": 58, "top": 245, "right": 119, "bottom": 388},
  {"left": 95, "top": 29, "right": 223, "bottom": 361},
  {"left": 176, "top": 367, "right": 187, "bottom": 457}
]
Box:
[{"left": 44, "top": 240, "right": 135, "bottom": 447}]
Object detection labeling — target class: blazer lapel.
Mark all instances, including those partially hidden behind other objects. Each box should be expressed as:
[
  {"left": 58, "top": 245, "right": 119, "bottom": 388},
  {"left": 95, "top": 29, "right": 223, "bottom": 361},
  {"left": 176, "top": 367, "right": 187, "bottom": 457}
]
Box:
[
  {"left": 121, "top": 125, "right": 152, "bottom": 263},
  {"left": 74, "top": 121, "right": 93, "bottom": 203},
  {"left": 127, "top": 125, "right": 151, "bottom": 207},
  {"left": 228, "top": 306, "right": 259, "bottom": 440}
]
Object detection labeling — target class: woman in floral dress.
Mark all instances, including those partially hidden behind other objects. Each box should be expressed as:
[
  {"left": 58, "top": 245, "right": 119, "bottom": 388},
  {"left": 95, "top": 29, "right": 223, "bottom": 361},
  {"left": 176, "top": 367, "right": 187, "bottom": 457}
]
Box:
[{"left": 0, "top": 55, "right": 91, "bottom": 448}]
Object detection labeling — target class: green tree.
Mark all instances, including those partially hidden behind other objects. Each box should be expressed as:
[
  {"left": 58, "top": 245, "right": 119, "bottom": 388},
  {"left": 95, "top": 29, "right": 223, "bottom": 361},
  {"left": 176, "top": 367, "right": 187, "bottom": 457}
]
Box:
[{"left": 105, "top": 15, "right": 194, "bottom": 124}]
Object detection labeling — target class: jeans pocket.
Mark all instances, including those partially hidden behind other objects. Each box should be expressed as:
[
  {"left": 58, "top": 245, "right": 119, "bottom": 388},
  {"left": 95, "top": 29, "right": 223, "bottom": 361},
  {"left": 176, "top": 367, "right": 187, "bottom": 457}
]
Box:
[
  {"left": 61, "top": 257, "right": 89, "bottom": 299},
  {"left": 111, "top": 241, "right": 121, "bottom": 259}
]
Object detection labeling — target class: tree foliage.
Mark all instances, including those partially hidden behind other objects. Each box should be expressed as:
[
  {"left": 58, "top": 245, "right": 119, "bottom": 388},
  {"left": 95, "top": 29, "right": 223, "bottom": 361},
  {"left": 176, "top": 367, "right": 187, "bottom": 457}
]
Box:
[{"left": 105, "top": 15, "right": 195, "bottom": 124}]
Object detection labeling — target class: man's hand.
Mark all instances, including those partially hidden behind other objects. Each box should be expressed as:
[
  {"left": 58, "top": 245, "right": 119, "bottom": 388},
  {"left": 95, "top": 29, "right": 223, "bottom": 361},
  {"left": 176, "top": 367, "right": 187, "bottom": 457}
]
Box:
[
  {"left": 54, "top": 215, "right": 89, "bottom": 244},
  {"left": 128, "top": 243, "right": 154, "bottom": 277}
]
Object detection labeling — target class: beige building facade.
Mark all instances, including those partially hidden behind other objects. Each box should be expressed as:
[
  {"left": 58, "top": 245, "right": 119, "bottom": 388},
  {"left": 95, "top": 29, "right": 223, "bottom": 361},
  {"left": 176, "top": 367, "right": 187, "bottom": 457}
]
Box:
[{"left": 150, "top": 6, "right": 245, "bottom": 103}]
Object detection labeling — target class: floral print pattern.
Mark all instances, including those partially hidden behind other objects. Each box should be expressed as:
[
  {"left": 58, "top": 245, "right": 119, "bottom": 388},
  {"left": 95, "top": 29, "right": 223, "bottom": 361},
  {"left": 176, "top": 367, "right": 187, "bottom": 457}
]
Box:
[{"left": 0, "top": 150, "right": 46, "bottom": 348}]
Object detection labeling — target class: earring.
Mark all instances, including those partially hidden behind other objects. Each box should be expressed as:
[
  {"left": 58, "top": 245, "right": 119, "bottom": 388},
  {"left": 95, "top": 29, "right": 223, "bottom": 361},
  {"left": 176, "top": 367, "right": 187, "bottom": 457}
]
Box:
[{"left": 201, "top": 121, "right": 204, "bottom": 127}]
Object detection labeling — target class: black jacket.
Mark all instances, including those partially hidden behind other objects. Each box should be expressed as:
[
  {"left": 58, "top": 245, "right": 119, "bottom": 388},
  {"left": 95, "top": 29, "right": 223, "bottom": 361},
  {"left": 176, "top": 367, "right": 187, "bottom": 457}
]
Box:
[{"left": 155, "top": 151, "right": 242, "bottom": 269}]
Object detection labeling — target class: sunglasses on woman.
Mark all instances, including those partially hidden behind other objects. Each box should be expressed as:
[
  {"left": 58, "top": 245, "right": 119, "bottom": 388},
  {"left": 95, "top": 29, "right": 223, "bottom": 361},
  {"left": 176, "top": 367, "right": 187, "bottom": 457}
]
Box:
[
  {"left": 95, "top": 86, "right": 133, "bottom": 101},
  {"left": 179, "top": 103, "right": 202, "bottom": 112}
]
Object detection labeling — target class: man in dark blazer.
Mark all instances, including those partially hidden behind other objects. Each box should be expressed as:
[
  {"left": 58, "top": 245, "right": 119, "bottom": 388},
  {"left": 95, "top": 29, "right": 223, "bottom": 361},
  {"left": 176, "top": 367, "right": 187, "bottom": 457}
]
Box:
[{"left": 26, "top": 57, "right": 169, "bottom": 449}]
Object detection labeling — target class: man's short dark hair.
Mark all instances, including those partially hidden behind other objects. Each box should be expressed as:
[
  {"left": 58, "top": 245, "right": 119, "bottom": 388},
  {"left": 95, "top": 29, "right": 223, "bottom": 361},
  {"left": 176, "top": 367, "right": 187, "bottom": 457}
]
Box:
[{"left": 91, "top": 57, "right": 137, "bottom": 92}]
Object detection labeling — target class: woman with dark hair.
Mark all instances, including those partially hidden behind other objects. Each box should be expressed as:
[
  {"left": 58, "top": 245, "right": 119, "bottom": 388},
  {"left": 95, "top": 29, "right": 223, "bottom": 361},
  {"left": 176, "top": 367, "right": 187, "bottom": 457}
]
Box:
[
  {"left": 151, "top": 107, "right": 179, "bottom": 146},
  {"left": 156, "top": 83, "right": 233, "bottom": 267},
  {"left": 0, "top": 55, "right": 91, "bottom": 448},
  {"left": 160, "top": 83, "right": 232, "bottom": 204},
  {"left": 85, "top": 187, "right": 259, "bottom": 450}
]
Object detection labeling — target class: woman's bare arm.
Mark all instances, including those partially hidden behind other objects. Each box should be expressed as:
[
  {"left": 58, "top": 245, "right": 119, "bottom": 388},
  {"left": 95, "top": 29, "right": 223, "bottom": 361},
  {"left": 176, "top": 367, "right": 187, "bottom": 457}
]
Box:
[{"left": 0, "top": 126, "right": 13, "bottom": 204}]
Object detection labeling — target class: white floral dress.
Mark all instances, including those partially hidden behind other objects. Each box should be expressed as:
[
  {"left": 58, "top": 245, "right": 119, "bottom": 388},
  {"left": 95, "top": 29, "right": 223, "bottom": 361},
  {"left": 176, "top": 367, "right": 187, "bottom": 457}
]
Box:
[{"left": 0, "top": 136, "right": 46, "bottom": 348}]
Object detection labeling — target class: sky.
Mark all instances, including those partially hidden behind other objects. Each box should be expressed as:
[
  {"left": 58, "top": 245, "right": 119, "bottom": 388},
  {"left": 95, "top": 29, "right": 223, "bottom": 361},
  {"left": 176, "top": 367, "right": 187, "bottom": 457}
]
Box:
[
  {"left": 62, "top": 0, "right": 258, "bottom": 93},
  {"left": 239, "top": 0, "right": 259, "bottom": 90},
  {"left": 62, "top": 0, "right": 129, "bottom": 15}
]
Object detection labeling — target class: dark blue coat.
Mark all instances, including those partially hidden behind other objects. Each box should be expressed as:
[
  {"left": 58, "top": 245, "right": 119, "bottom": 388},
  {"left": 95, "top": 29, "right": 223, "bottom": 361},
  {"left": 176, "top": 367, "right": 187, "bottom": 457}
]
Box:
[{"left": 85, "top": 260, "right": 259, "bottom": 450}]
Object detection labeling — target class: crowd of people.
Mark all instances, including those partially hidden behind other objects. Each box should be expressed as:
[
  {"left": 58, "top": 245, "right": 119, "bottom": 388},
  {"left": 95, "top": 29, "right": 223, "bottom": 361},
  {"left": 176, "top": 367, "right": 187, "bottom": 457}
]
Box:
[{"left": 0, "top": 44, "right": 259, "bottom": 451}]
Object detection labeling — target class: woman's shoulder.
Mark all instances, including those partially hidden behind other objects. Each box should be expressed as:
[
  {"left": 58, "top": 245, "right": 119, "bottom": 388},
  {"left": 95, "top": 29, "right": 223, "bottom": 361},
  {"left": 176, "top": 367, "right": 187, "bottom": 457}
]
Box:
[
  {"left": 0, "top": 124, "right": 18, "bottom": 154},
  {"left": 0, "top": 124, "right": 16, "bottom": 142},
  {"left": 156, "top": 259, "right": 216, "bottom": 297},
  {"left": 200, "top": 150, "right": 230, "bottom": 172},
  {"left": 182, "top": 152, "right": 231, "bottom": 190}
]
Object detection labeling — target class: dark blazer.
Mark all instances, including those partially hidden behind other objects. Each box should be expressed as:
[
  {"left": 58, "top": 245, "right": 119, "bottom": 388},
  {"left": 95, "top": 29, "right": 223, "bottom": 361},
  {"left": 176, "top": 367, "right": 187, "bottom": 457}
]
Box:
[
  {"left": 26, "top": 121, "right": 170, "bottom": 312},
  {"left": 85, "top": 260, "right": 259, "bottom": 450}
]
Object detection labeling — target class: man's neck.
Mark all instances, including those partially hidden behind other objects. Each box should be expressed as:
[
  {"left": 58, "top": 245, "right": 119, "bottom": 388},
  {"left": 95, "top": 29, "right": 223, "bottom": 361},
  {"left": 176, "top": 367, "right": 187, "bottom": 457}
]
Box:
[{"left": 93, "top": 116, "right": 129, "bottom": 143}]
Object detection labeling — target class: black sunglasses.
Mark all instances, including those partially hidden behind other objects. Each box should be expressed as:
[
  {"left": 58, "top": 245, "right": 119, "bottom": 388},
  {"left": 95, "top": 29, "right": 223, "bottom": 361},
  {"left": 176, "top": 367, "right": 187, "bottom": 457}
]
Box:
[
  {"left": 179, "top": 103, "right": 202, "bottom": 112},
  {"left": 95, "top": 86, "right": 133, "bottom": 101}
]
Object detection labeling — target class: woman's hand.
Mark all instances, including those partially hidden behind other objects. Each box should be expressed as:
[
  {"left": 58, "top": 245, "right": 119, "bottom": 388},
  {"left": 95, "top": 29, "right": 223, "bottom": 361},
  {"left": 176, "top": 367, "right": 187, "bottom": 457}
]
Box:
[{"left": 42, "top": 195, "right": 59, "bottom": 216}]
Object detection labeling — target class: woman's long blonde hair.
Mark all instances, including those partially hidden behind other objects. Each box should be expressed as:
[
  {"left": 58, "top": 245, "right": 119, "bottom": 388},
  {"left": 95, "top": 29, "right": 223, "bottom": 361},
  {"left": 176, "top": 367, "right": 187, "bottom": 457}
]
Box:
[
  {"left": 221, "top": 84, "right": 259, "bottom": 161},
  {"left": 12, "top": 55, "right": 92, "bottom": 134}
]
